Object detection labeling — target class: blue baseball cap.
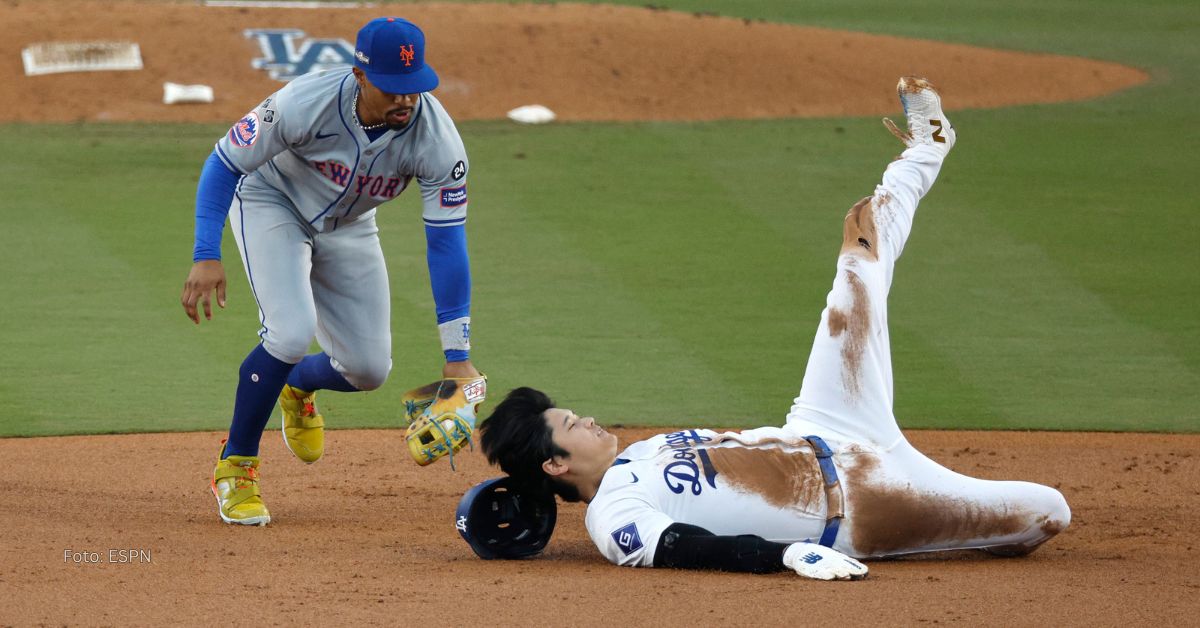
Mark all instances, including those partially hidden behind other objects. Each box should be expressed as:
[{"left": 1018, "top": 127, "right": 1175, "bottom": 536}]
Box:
[{"left": 353, "top": 17, "right": 439, "bottom": 95}]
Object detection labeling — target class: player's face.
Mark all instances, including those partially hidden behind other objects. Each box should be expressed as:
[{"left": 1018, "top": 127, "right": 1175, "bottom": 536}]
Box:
[
  {"left": 354, "top": 70, "right": 419, "bottom": 129},
  {"left": 543, "top": 408, "right": 618, "bottom": 475}
]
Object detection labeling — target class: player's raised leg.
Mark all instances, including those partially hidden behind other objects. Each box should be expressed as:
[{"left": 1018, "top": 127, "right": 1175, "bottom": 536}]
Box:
[
  {"left": 308, "top": 214, "right": 392, "bottom": 394},
  {"left": 277, "top": 214, "right": 393, "bottom": 463},
  {"left": 785, "top": 77, "right": 955, "bottom": 450},
  {"left": 274, "top": 214, "right": 394, "bottom": 463}
]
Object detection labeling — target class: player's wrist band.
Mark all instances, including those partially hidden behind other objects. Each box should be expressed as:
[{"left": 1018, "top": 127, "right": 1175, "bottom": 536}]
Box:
[{"left": 438, "top": 316, "right": 471, "bottom": 352}]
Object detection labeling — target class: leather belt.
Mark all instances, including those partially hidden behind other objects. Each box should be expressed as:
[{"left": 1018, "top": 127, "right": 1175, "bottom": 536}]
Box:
[{"left": 805, "top": 435, "right": 845, "bottom": 547}]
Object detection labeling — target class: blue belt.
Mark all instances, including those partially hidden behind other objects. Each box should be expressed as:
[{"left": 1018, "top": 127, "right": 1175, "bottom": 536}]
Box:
[{"left": 805, "top": 435, "right": 844, "bottom": 548}]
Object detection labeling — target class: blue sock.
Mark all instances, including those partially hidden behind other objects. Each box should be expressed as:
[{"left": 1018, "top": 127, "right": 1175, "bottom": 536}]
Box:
[
  {"left": 286, "top": 352, "right": 359, "bottom": 393},
  {"left": 223, "top": 344, "right": 296, "bottom": 458}
]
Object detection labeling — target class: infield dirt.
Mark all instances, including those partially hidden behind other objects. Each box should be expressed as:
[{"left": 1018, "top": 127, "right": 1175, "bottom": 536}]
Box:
[
  {"left": 2, "top": 1, "right": 1147, "bottom": 123},
  {"left": 2, "top": 429, "right": 1197, "bottom": 625},
  {"left": 1, "top": 2, "right": 1187, "bottom": 626}
]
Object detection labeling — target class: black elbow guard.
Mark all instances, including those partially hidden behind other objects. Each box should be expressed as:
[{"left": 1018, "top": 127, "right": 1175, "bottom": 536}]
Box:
[
  {"left": 654, "top": 522, "right": 789, "bottom": 574},
  {"left": 656, "top": 522, "right": 713, "bottom": 567}
]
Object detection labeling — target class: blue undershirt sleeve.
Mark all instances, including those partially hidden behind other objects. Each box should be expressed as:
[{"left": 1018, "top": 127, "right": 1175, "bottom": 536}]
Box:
[
  {"left": 193, "top": 150, "right": 242, "bottom": 262},
  {"left": 425, "top": 224, "right": 472, "bottom": 362}
]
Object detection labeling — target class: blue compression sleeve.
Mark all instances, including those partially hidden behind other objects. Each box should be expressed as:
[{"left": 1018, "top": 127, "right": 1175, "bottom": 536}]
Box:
[
  {"left": 425, "top": 224, "right": 471, "bottom": 362},
  {"left": 193, "top": 150, "right": 242, "bottom": 262},
  {"left": 287, "top": 352, "right": 358, "bottom": 393},
  {"left": 223, "top": 344, "right": 295, "bottom": 458}
]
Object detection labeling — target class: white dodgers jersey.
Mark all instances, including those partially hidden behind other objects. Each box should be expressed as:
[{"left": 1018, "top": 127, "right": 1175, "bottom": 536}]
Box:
[
  {"left": 214, "top": 68, "right": 469, "bottom": 231},
  {"left": 585, "top": 427, "right": 831, "bottom": 567}
]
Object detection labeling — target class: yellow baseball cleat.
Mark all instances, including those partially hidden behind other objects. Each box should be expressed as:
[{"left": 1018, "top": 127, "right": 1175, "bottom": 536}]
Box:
[
  {"left": 211, "top": 448, "right": 271, "bottom": 526},
  {"left": 279, "top": 384, "right": 324, "bottom": 463}
]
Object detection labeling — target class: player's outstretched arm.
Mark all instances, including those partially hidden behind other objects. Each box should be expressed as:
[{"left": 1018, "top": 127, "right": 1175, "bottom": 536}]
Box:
[
  {"left": 184, "top": 149, "right": 240, "bottom": 325},
  {"left": 181, "top": 260, "right": 226, "bottom": 324},
  {"left": 653, "top": 523, "right": 867, "bottom": 580}
]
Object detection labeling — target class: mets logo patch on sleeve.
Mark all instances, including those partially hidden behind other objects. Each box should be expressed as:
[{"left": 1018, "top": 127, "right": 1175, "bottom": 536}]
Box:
[
  {"left": 611, "top": 522, "right": 643, "bottom": 556},
  {"left": 440, "top": 185, "right": 467, "bottom": 207},
  {"left": 229, "top": 112, "right": 260, "bottom": 148}
]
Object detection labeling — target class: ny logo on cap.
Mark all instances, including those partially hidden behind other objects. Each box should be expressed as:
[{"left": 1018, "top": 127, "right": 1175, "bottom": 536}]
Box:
[{"left": 399, "top": 45, "right": 415, "bottom": 67}]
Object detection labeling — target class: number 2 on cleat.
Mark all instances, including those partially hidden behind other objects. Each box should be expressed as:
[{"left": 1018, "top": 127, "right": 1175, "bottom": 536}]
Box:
[{"left": 931, "top": 119, "right": 946, "bottom": 143}]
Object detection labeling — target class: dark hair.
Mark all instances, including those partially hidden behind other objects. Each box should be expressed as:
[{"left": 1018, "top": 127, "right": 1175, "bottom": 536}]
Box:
[{"left": 479, "top": 387, "right": 582, "bottom": 502}]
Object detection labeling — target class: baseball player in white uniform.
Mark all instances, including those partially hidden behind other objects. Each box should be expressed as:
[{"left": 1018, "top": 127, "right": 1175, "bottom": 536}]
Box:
[
  {"left": 180, "top": 17, "right": 481, "bottom": 526},
  {"left": 476, "top": 78, "right": 1070, "bottom": 580}
]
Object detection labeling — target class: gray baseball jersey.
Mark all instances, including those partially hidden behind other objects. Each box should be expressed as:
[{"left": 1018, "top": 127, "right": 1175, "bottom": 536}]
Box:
[
  {"left": 211, "top": 67, "right": 471, "bottom": 384},
  {"left": 214, "top": 67, "right": 470, "bottom": 231}
]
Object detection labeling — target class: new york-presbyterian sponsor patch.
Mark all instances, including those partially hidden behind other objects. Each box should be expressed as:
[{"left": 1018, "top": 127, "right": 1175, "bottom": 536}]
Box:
[
  {"left": 440, "top": 185, "right": 467, "bottom": 207},
  {"left": 229, "top": 112, "right": 260, "bottom": 148},
  {"left": 611, "top": 522, "right": 643, "bottom": 556}
]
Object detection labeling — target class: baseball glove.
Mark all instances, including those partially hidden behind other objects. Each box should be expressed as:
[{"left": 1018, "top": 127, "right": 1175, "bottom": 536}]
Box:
[{"left": 401, "top": 375, "right": 487, "bottom": 469}]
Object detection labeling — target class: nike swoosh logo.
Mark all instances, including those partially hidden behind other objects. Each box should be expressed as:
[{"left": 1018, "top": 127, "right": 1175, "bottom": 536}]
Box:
[
  {"left": 630, "top": 473, "right": 639, "bottom": 484},
  {"left": 315, "top": 131, "right": 338, "bottom": 140}
]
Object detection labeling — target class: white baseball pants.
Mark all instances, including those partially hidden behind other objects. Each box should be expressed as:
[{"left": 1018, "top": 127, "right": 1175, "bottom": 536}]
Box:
[{"left": 784, "top": 145, "right": 1070, "bottom": 558}]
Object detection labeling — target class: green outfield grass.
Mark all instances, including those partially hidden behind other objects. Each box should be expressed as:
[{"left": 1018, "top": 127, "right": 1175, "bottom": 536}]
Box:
[{"left": 0, "top": 0, "right": 1196, "bottom": 436}]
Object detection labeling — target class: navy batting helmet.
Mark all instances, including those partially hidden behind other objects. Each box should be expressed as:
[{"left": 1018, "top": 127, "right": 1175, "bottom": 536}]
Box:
[{"left": 455, "top": 476, "right": 556, "bottom": 559}]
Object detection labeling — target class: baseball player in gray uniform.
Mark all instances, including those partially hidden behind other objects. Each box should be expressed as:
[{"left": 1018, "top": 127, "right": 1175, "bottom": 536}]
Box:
[
  {"left": 473, "top": 78, "right": 1070, "bottom": 580},
  {"left": 180, "top": 17, "right": 481, "bottom": 526}
]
